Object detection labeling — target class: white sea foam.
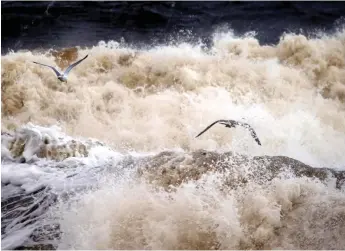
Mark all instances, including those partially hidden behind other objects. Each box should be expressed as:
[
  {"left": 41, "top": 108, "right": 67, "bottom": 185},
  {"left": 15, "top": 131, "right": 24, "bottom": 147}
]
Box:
[{"left": 1, "top": 29, "right": 345, "bottom": 249}]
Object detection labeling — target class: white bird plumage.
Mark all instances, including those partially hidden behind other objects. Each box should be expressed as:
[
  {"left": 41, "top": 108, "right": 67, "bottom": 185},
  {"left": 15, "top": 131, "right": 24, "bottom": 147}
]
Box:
[{"left": 33, "top": 54, "right": 88, "bottom": 83}]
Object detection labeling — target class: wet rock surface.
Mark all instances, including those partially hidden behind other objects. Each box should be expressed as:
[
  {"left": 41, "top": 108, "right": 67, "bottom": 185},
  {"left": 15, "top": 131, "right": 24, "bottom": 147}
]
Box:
[
  {"left": 137, "top": 150, "right": 345, "bottom": 190},
  {"left": 1, "top": 130, "right": 103, "bottom": 163}
]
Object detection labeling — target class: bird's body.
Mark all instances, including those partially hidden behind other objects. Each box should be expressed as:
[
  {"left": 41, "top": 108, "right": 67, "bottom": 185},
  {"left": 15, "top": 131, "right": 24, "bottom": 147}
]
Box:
[
  {"left": 57, "top": 75, "right": 68, "bottom": 83},
  {"left": 195, "top": 119, "right": 261, "bottom": 145},
  {"left": 33, "top": 54, "right": 88, "bottom": 83}
]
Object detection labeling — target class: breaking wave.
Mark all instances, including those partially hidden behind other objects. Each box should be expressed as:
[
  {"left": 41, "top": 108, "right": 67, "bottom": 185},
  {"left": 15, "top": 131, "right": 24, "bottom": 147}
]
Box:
[{"left": 1, "top": 29, "right": 345, "bottom": 250}]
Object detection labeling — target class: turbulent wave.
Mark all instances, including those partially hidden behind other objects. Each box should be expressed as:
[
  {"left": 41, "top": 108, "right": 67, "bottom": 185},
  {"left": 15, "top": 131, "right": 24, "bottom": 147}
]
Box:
[
  {"left": 2, "top": 124, "right": 345, "bottom": 250},
  {"left": 1, "top": 29, "right": 345, "bottom": 250},
  {"left": 56, "top": 175, "right": 345, "bottom": 250},
  {"left": 2, "top": 30, "right": 345, "bottom": 166}
]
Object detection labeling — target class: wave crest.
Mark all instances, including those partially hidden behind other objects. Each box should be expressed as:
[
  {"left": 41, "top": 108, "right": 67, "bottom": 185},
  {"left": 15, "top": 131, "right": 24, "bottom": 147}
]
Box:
[{"left": 1, "top": 30, "right": 345, "bottom": 166}]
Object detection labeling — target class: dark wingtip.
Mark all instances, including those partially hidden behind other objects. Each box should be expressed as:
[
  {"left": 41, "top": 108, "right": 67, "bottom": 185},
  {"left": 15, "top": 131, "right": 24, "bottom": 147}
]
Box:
[{"left": 195, "top": 131, "right": 204, "bottom": 138}]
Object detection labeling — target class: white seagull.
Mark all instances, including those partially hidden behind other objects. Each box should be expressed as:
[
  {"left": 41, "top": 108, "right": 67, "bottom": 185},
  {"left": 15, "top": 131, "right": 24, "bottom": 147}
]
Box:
[
  {"left": 195, "top": 119, "right": 262, "bottom": 145},
  {"left": 33, "top": 54, "right": 88, "bottom": 83}
]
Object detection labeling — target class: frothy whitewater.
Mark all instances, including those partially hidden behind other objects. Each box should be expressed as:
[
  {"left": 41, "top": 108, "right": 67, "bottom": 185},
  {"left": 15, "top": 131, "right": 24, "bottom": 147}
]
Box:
[{"left": 1, "top": 30, "right": 345, "bottom": 249}]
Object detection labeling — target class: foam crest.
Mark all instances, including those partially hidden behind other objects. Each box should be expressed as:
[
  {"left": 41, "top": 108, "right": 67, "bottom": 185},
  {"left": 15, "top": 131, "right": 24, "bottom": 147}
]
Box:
[
  {"left": 54, "top": 173, "right": 345, "bottom": 250},
  {"left": 1, "top": 123, "right": 110, "bottom": 163},
  {"left": 1, "top": 30, "right": 345, "bottom": 165}
]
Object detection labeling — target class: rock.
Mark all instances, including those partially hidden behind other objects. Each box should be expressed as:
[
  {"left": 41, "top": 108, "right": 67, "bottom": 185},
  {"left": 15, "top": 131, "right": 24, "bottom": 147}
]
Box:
[
  {"left": 2, "top": 130, "right": 90, "bottom": 162},
  {"left": 15, "top": 244, "right": 55, "bottom": 250},
  {"left": 36, "top": 139, "right": 89, "bottom": 161},
  {"left": 1, "top": 186, "right": 58, "bottom": 250},
  {"left": 137, "top": 150, "right": 345, "bottom": 190}
]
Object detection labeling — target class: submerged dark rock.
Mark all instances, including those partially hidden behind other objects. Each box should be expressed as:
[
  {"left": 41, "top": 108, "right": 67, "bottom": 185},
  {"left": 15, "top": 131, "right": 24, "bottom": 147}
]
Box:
[
  {"left": 15, "top": 244, "right": 55, "bottom": 250},
  {"left": 1, "top": 185, "right": 58, "bottom": 250}
]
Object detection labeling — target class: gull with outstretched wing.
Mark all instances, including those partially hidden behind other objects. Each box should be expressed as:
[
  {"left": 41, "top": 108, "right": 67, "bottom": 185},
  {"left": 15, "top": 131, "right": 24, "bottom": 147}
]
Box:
[
  {"left": 195, "top": 119, "right": 261, "bottom": 145},
  {"left": 33, "top": 54, "right": 88, "bottom": 83}
]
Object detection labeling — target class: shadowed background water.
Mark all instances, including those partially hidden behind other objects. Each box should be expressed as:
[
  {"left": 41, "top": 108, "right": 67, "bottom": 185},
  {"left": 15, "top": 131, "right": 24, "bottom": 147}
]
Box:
[{"left": 2, "top": 1, "right": 345, "bottom": 53}]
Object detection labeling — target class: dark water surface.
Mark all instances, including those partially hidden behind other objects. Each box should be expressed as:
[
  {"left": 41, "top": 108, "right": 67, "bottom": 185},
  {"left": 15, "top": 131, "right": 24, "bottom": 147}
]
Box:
[{"left": 2, "top": 1, "right": 345, "bottom": 53}]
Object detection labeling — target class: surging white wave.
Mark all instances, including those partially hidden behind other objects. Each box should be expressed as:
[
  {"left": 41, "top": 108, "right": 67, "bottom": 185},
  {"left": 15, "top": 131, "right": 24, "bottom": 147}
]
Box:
[
  {"left": 2, "top": 30, "right": 345, "bottom": 166},
  {"left": 1, "top": 124, "right": 130, "bottom": 250},
  {"left": 54, "top": 169, "right": 345, "bottom": 250},
  {"left": 1, "top": 29, "right": 345, "bottom": 249}
]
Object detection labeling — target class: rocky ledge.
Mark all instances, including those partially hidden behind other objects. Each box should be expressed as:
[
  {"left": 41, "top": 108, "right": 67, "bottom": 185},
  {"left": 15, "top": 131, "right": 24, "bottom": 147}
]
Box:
[{"left": 136, "top": 150, "right": 345, "bottom": 190}]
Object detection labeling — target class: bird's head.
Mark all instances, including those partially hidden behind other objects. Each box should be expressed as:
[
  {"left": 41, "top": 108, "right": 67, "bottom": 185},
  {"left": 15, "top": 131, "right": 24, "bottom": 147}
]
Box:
[
  {"left": 220, "top": 121, "right": 235, "bottom": 128},
  {"left": 58, "top": 75, "right": 67, "bottom": 83}
]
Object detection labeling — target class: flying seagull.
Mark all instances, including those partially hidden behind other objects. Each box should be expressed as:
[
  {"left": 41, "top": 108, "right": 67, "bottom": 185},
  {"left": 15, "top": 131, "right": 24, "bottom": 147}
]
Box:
[
  {"left": 33, "top": 54, "right": 88, "bottom": 83},
  {"left": 195, "top": 119, "right": 261, "bottom": 145}
]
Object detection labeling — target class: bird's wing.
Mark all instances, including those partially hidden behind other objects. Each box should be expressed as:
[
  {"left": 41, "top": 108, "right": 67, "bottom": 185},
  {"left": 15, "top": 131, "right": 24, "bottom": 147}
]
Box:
[
  {"left": 219, "top": 119, "right": 237, "bottom": 128},
  {"left": 197, "top": 119, "right": 262, "bottom": 145},
  {"left": 63, "top": 54, "right": 88, "bottom": 76},
  {"left": 195, "top": 120, "right": 228, "bottom": 138},
  {"left": 237, "top": 122, "right": 262, "bottom": 146},
  {"left": 33, "top": 61, "right": 61, "bottom": 77}
]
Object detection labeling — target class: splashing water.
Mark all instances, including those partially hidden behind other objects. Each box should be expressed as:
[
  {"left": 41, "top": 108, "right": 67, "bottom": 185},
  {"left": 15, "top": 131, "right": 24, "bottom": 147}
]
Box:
[{"left": 1, "top": 30, "right": 345, "bottom": 249}]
